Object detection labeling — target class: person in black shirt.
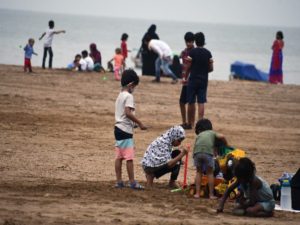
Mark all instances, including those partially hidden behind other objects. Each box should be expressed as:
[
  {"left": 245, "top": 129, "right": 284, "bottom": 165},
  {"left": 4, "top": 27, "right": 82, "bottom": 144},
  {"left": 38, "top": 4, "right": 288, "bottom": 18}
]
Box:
[{"left": 183, "top": 32, "right": 213, "bottom": 129}]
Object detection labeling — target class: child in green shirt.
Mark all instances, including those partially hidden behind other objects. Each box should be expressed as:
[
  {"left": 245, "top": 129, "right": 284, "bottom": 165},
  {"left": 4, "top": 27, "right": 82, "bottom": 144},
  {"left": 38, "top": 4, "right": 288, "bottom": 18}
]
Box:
[{"left": 193, "top": 119, "right": 227, "bottom": 199}]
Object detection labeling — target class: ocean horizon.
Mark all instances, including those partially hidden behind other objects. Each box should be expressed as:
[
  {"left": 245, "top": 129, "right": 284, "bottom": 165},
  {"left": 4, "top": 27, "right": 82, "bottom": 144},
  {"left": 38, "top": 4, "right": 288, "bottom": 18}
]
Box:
[{"left": 0, "top": 8, "right": 299, "bottom": 84}]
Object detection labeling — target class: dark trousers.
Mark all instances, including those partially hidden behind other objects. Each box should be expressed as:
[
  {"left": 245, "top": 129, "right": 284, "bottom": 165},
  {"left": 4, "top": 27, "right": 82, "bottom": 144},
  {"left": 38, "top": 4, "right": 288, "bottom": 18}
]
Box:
[
  {"left": 144, "top": 150, "right": 181, "bottom": 181},
  {"left": 42, "top": 47, "right": 53, "bottom": 69}
]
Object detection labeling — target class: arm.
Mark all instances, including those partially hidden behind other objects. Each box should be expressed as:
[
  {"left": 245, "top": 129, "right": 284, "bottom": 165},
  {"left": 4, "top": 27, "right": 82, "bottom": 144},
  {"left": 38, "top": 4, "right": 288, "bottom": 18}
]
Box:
[
  {"left": 215, "top": 133, "right": 228, "bottom": 147},
  {"left": 39, "top": 32, "right": 46, "bottom": 40},
  {"left": 125, "top": 107, "right": 147, "bottom": 130},
  {"left": 182, "top": 57, "right": 192, "bottom": 83},
  {"left": 217, "top": 179, "right": 239, "bottom": 213},
  {"left": 208, "top": 58, "right": 214, "bottom": 72},
  {"left": 247, "top": 177, "right": 262, "bottom": 207},
  {"left": 53, "top": 30, "right": 66, "bottom": 35}
]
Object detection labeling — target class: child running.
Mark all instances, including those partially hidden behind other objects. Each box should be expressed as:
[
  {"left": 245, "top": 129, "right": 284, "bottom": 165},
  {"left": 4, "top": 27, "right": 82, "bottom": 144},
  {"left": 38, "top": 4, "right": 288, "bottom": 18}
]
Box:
[
  {"left": 193, "top": 118, "right": 227, "bottom": 199},
  {"left": 23, "top": 38, "right": 37, "bottom": 73},
  {"left": 141, "top": 126, "right": 188, "bottom": 188},
  {"left": 114, "top": 69, "right": 147, "bottom": 189},
  {"left": 109, "top": 48, "right": 125, "bottom": 81},
  {"left": 217, "top": 157, "right": 275, "bottom": 217}
]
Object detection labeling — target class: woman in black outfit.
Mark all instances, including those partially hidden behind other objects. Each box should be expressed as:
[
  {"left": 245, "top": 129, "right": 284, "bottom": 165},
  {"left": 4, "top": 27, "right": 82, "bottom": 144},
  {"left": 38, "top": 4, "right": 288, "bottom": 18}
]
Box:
[{"left": 139, "top": 24, "right": 159, "bottom": 76}]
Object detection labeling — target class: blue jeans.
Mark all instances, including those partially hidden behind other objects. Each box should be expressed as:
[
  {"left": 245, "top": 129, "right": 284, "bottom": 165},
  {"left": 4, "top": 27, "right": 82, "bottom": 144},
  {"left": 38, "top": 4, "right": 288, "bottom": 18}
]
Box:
[{"left": 155, "top": 57, "right": 177, "bottom": 81}]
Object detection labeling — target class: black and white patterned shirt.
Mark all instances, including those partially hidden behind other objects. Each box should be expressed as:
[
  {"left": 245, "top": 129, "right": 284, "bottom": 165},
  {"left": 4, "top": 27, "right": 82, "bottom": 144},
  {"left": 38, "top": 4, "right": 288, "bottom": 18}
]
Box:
[{"left": 141, "top": 126, "right": 185, "bottom": 168}]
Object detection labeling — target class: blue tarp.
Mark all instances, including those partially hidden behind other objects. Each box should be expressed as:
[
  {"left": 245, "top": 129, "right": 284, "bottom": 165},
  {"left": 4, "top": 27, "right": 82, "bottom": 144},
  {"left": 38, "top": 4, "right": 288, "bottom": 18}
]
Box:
[{"left": 230, "top": 61, "right": 269, "bottom": 82}]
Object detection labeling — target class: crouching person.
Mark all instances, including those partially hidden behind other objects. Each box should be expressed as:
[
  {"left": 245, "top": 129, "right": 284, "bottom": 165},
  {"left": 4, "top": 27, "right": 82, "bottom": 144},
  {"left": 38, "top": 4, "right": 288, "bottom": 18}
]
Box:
[{"left": 141, "top": 126, "right": 188, "bottom": 188}]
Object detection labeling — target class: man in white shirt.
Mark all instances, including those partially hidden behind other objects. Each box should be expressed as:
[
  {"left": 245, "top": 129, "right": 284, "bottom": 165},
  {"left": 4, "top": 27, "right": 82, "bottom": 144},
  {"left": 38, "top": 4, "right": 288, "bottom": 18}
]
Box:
[
  {"left": 39, "top": 20, "right": 65, "bottom": 69},
  {"left": 144, "top": 36, "right": 178, "bottom": 84},
  {"left": 81, "top": 50, "right": 94, "bottom": 71}
]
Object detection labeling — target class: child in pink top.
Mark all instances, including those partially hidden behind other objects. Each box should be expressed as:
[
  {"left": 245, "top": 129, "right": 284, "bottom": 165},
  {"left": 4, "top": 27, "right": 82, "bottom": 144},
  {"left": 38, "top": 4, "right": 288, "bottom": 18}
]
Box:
[{"left": 109, "top": 48, "right": 124, "bottom": 81}]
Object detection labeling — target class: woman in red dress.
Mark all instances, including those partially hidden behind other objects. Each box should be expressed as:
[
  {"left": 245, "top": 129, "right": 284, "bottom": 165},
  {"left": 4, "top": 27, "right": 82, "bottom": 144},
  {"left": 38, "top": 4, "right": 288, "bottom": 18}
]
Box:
[{"left": 269, "top": 31, "right": 284, "bottom": 84}]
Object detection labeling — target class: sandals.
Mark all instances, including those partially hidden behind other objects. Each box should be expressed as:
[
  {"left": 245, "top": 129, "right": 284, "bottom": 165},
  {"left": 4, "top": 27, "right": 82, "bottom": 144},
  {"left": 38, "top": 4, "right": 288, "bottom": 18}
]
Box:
[
  {"left": 115, "top": 181, "right": 144, "bottom": 190},
  {"left": 129, "top": 181, "right": 144, "bottom": 190},
  {"left": 180, "top": 123, "right": 192, "bottom": 130},
  {"left": 114, "top": 181, "right": 125, "bottom": 188}
]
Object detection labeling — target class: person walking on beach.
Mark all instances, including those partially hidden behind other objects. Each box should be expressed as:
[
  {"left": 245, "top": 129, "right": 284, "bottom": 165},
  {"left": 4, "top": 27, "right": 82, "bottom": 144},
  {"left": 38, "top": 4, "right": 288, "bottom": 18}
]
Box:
[
  {"left": 39, "top": 20, "right": 66, "bottom": 69},
  {"left": 141, "top": 125, "right": 188, "bottom": 188},
  {"left": 183, "top": 32, "right": 213, "bottom": 128},
  {"left": 269, "top": 31, "right": 284, "bottom": 84},
  {"left": 144, "top": 35, "right": 178, "bottom": 84},
  {"left": 179, "top": 32, "right": 194, "bottom": 129},
  {"left": 114, "top": 69, "right": 147, "bottom": 189},
  {"left": 121, "top": 33, "right": 130, "bottom": 66},
  {"left": 23, "top": 38, "right": 38, "bottom": 73},
  {"left": 109, "top": 48, "right": 125, "bottom": 81}
]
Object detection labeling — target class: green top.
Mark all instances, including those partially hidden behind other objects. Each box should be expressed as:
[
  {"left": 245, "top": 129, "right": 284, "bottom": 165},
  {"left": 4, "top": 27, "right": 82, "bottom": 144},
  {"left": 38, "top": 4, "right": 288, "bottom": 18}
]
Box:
[{"left": 193, "top": 130, "right": 216, "bottom": 155}]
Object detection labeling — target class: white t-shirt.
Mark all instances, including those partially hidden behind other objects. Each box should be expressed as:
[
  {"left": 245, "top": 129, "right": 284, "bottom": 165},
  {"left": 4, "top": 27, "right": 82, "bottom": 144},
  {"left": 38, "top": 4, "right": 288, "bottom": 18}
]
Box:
[
  {"left": 84, "top": 56, "right": 94, "bottom": 71},
  {"left": 148, "top": 39, "right": 173, "bottom": 58},
  {"left": 115, "top": 91, "right": 135, "bottom": 134},
  {"left": 43, "top": 28, "right": 55, "bottom": 47},
  {"left": 79, "top": 58, "right": 87, "bottom": 71}
]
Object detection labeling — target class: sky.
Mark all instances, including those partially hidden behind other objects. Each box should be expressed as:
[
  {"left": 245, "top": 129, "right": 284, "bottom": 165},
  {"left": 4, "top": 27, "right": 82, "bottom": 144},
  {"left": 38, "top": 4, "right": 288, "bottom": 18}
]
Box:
[{"left": 0, "top": 0, "right": 300, "bottom": 27}]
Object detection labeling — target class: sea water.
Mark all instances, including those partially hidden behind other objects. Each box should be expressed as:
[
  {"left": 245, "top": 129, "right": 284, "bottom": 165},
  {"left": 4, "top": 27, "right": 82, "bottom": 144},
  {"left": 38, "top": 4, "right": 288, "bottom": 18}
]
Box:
[{"left": 0, "top": 8, "right": 300, "bottom": 84}]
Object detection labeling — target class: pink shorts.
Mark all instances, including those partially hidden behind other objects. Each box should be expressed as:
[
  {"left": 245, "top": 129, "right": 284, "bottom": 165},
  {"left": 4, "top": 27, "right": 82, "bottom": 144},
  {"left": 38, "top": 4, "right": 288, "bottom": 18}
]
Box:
[{"left": 115, "top": 147, "right": 134, "bottom": 160}]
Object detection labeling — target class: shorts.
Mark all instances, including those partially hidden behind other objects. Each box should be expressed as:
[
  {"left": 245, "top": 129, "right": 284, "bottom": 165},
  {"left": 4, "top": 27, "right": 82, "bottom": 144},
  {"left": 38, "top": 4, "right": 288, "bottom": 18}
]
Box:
[
  {"left": 187, "top": 79, "right": 207, "bottom": 104},
  {"left": 114, "top": 126, "right": 134, "bottom": 161},
  {"left": 24, "top": 58, "right": 31, "bottom": 68},
  {"left": 179, "top": 85, "right": 188, "bottom": 104},
  {"left": 193, "top": 152, "right": 214, "bottom": 170}
]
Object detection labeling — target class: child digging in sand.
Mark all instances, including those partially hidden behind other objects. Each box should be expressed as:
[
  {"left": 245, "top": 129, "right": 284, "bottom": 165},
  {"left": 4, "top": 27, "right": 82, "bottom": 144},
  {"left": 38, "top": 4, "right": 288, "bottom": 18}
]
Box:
[
  {"left": 193, "top": 118, "right": 227, "bottom": 199},
  {"left": 141, "top": 126, "right": 188, "bottom": 188},
  {"left": 217, "top": 157, "right": 275, "bottom": 217},
  {"left": 114, "top": 69, "right": 147, "bottom": 189}
]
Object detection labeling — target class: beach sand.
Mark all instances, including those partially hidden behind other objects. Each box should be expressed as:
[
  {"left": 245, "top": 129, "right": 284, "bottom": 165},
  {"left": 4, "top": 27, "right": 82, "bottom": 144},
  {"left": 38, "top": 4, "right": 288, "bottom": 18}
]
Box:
[{"left": 0, "top": 64, "right": 300, "bottom": 224}]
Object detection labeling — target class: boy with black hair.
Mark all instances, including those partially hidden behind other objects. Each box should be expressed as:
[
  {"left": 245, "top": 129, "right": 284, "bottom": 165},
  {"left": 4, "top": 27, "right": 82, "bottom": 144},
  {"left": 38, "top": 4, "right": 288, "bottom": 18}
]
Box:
[
  {"left": 193, "top": 118, "right": 227, "bottom": 199},
  {"left": 183, "top": 32, "right": 213, "bottom": 129},
  {"left": 114, "top": 69, "right": 147, "bottom": 189},
  {"left": 81, "top": 50, "right": 94, "bottom": 71},
  {"left": 179, "top": 32, "right": 194, "bottom": 129},
  {"left": 39, "top": 20, "right": 66, "bottom": 69}
]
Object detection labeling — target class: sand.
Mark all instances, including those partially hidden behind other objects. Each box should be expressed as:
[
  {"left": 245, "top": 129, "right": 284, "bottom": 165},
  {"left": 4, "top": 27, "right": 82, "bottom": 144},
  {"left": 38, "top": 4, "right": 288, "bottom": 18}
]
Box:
[{"left": 0, "top": 64, "right": 300, "bottom": 225}]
